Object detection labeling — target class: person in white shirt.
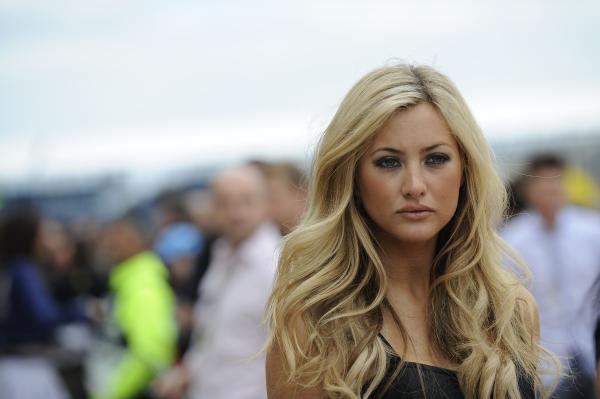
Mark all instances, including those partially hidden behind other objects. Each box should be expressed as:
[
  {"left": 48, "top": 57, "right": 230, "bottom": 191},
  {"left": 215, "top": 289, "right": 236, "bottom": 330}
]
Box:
[
  {"left": 502, "top": 154, "right": 600, "bottom": 398},
  {"left": 154, "top": 165, "right": 281, "bottom": 399}
]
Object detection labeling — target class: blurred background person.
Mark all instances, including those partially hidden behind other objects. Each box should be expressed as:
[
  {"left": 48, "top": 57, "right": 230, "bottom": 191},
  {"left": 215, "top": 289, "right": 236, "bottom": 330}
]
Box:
[
  {"left": 502, "top": 153, "right": 600, "bottom": 398},
  {"left": 0, "top": 207, "right": 91, "bottom": 399},
  {"left": 87, "top": 214, "right": 176, "bottom": 399},
  {"left": 252, "top": 161, "right": 308, "bottom": 235},
  {"left": 153, "top": 213, "right": 203, "bottom": 362},
  {"left": 153, "top": 192, "right": 204, "bottom": 298},
  {"left": 39, "top": 219, "right": 108, "bottom": 399},
  {"left": 153, "top": 219, "right": 203, "bottom": 357},
  {"left": 153, "top": 192, "right": 191, "bottom": 232},
  {"left": 154, "top": 165, "right": 280, "bottom": 399},
  {"left": 171, "top": 189, "right": 222, "bottom": 361},
  {"left": 152, "top": 191, "right": 207, "bottom": 360},
  {"left": 180, "top": 189, "right": 221, "bottom": 302},
  {"left": 41, "top": 219, "right": 107, "bottom": 303}
]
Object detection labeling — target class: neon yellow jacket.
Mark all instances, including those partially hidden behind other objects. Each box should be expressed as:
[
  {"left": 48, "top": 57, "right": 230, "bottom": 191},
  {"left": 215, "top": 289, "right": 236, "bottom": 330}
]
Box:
[{"left": 96, "top": 251, "right": 176, "bottom": 399}]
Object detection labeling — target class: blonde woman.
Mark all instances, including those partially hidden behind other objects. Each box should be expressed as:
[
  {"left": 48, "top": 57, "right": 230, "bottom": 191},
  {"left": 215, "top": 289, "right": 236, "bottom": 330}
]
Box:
[{"left": 265, "top": 64, "right": 556, "bottom": 398}]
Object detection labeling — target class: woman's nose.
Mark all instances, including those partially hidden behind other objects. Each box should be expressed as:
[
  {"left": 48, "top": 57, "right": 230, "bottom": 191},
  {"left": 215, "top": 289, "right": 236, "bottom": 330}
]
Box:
[{"left": 401, "top": 166, "right": 426, "bottom": 199}]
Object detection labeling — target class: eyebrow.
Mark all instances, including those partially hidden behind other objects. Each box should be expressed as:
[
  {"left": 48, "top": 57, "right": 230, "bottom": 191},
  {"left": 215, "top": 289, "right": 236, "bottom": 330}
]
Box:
[{"left": 372, "top": 143, "right": 450, "bottom": 155}]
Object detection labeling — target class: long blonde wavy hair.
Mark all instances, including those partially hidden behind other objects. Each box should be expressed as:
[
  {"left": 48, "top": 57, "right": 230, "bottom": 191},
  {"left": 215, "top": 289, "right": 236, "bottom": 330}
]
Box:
[{"left": 265, "top": 64, "right": 556, "bottom": 398}]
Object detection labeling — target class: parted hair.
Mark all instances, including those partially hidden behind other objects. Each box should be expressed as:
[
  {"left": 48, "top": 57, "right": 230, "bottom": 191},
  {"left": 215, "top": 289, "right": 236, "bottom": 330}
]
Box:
[{"left": 265, "top": 64, "right": 556, "bottom": 398}]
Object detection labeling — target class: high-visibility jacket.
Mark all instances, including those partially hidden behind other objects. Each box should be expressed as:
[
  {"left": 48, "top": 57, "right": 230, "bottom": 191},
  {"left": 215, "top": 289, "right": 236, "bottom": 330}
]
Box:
[{"left": 96, "top": 251, "right": 176, "bottom": 399}]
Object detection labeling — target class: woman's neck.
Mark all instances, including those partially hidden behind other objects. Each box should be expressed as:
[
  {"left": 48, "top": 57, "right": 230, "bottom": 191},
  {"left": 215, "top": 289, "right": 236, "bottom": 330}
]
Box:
[
  {"left": 375, "top": 230, "right": 437, "bottom": 299},
  {"left": 376, "top": 231, "right": 449, "bottom": 366}
]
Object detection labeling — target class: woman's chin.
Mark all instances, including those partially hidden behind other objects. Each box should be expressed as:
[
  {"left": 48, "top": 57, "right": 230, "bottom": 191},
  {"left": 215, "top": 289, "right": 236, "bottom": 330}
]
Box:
[{"left": 391, "top": 229, "right": 440, "bottom": 244}]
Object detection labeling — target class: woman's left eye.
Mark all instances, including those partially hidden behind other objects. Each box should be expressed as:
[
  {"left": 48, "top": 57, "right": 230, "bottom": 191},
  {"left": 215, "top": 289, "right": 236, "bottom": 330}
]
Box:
[{"left": 426, "top": 154, "right": 450, "bottom": 165}]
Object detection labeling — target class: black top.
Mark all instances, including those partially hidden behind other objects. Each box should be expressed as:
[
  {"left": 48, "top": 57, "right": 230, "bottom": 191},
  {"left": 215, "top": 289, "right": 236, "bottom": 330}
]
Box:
[{"left": 367, "top": 335, "right": 535, "bottom": 399}]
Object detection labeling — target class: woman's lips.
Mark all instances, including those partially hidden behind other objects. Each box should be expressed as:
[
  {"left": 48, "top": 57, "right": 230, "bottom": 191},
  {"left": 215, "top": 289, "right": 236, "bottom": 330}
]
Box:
[{"left": 397, "top": 210, "right": 434, "bottom": 220}]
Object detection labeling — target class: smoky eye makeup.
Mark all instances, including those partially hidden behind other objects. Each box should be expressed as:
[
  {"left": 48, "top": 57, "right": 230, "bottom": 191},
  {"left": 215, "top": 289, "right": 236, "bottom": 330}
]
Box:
[
  {"left": 426, "top": 153, "right": 450, "bottom": 165},
  {"left": 373, "top": 156, "right": 401, "bottom": 169},
  {"left": 371, "top": 151, "right": 452, "bottom": 169}
]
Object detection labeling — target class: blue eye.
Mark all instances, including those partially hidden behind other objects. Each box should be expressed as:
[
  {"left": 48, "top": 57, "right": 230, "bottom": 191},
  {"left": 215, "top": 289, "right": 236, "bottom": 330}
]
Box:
[
  {"left": 426, "top": 153, "right": 450, "bottom": 165},
  {"left": 374, "top": 157, "right": 401, "bottom": 169}
]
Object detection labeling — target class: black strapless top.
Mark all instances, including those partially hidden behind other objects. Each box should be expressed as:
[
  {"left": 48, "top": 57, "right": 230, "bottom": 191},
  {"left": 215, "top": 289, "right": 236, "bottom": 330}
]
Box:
[{"left": 366, "top": 335, "right": 535, "bottom": 399}]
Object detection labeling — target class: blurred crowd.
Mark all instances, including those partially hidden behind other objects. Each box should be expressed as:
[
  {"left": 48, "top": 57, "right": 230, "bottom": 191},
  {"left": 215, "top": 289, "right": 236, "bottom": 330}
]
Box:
[
  {"left": 0, "top": 160, "right": 306, "bottom": 399},
  {"left": 0, "top": 154, "right": 599, "bottom": 399}
]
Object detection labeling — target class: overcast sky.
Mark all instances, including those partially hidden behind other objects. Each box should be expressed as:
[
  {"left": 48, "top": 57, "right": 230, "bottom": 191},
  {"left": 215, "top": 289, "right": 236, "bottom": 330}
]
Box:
[{"left": 1, "top": 0, "right": 599, "bottom": 183}]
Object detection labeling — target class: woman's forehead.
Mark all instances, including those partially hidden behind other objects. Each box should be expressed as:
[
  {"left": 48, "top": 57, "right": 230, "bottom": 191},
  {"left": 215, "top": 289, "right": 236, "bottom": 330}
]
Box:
[{"left": 367, "top": 104, "right": 457, "bottom": 153}]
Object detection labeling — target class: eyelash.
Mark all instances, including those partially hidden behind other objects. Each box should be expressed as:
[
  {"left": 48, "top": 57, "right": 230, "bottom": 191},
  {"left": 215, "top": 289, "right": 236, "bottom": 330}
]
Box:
[
  {"left": 374, "top": 153, "right": 450, "bottom": 169},
  {"left": 427, "top": 153, "right": 450, "bottom": 165}
]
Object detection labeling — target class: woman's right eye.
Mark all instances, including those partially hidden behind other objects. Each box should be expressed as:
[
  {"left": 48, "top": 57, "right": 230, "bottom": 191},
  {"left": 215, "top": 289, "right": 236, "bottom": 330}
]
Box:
[{"left": 374, "top": 157, "right": 401, "bottom": 169}]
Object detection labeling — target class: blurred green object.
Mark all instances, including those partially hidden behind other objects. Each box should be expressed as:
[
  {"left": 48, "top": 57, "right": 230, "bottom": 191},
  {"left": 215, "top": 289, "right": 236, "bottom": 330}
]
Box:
[
  {"left": 564, "top": 166, "right": 600, "bottom": 209},
  {"left": 93, "top": 251, "right": 176, "bottom": 399}
]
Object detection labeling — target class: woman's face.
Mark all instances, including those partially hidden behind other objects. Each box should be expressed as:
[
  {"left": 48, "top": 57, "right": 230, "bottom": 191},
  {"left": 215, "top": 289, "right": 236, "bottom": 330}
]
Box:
[{"left": 357, "top": 102, "right": 463, "bottom": 245}]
